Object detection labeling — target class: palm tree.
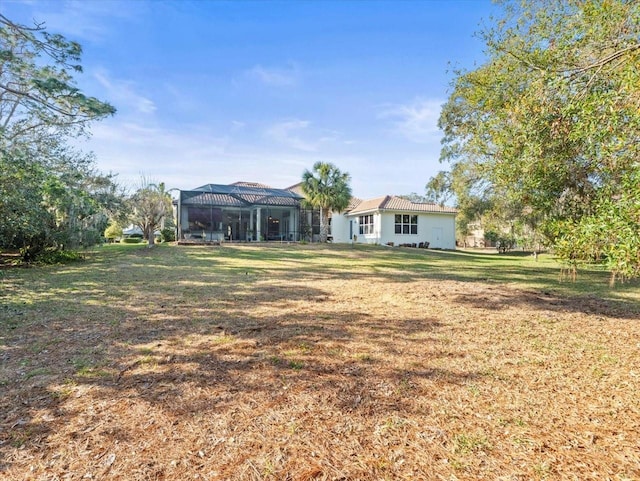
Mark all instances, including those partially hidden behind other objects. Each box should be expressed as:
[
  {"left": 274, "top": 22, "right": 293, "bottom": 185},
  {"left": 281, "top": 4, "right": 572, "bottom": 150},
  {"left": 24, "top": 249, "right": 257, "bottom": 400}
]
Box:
[{"left": 301, "top": 162, "right": 352, "bottom": 242}]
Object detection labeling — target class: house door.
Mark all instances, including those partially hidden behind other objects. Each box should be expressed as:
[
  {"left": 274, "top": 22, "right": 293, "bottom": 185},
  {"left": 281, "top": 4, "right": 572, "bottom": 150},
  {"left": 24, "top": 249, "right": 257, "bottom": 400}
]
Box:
[
  {"left": 267, "top": 216, "right": 280, "bottom": 240},
  {"left": 431, "top": 227, "right": 443, "bottom": 248}
]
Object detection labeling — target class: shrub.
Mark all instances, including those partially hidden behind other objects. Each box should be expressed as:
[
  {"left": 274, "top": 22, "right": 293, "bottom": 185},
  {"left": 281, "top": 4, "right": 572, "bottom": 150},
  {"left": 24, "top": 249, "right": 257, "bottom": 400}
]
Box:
[
  {"left": 161, "top": 227, "right": 175, "bottom": 242},
  {"left": 82, "top": 229, "right": 103, "bottom": 247},
  {"left": 104, "top": 222, "right": 123, "bottom": 242},
  {"left": 121, "top": 237, "right": 143, "bottom": 244},
  {"left": 36, "top": 249, "right": 84, "bottom": 265}
]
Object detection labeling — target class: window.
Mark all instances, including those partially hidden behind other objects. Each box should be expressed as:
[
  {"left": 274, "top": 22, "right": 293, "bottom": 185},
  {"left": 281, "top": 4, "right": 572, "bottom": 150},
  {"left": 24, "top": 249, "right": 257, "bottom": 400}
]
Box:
[
  {"left": 359, "top": 214, "right": 374, "bottom": 235},
  {"left": 395, "top": 214, "right": 418, "bottom": 235}
]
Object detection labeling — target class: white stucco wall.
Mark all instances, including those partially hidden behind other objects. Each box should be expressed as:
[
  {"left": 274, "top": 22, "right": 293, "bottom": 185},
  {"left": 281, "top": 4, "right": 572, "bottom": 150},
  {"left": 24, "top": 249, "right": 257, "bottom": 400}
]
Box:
[
  {"left": 329, "top": 212, "right": 353, "bottom": 243},
  {"left": 330, "top": 210, "right": 456, "bottom": 249}
]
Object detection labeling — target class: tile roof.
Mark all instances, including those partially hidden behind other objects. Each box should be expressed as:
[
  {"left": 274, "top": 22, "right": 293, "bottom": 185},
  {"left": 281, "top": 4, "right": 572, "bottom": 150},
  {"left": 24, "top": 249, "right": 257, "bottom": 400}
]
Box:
[
  {"left": 348, "top": 196, "right": 388, "bottom": 214},
  {"left": 181, "top": 192, "right": 246, "bottom": 207},
  {"left": 230, "top": 181, "right": 273, "bottom": 188},
  {"left": 348, "top": 195, "right": 457, "bottom": 215},
  {"left": 285, "top": 182, "right": 304, "bottom": 196},
  {"left": 346, "top": 197, "right": 363, "bottom": 210},
  {"left": 180, "top": 183, "right": 303, "bottom": 207}
]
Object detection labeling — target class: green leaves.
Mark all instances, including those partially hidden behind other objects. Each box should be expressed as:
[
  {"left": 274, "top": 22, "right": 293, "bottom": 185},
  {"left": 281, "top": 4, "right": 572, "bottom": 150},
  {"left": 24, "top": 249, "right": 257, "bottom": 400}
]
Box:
[
  {"left": 128, "top": 180, "right": 173, "bottom": 247},
  {"left": 439, "top": 0, "right": 640, "bottom": 283},
  {"left": 0, "top": 15, "right": 120, "bottom": 260},
  {"left": 0, "top": 14, "right": 115, "bottom": 142},
  {"left": 301, "top": 162, "right": 352, "bottom": 243}
]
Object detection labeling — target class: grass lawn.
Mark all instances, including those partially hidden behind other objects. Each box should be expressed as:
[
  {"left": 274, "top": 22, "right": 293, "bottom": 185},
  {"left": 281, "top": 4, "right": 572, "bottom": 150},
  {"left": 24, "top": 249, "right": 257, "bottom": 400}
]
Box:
[{"left": 1, "top": 243, "right": 639, "bottom": 480}]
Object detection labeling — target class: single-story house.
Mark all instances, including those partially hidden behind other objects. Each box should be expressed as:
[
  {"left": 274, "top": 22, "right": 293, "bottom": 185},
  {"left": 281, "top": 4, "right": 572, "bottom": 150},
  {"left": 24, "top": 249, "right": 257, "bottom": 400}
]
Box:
[
  {"left": 330, "top": 195, "right": 457, "bottom": 249},
  {"left": 174, "top": 182, "right": 457, "bottom": 249}
]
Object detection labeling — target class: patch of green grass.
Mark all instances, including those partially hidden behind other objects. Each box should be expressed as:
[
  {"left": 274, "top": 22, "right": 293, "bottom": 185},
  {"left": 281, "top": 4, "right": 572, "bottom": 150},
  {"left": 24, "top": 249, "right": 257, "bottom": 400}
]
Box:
[
  {"left": 325, "top": 347, "right": 343, "bottom": 357},
  {"left": 288, "top": 360, "right": 304, "bottom": 370},
  {"left": 212, "top": 334, "right": 235, "bottom": 344},
  {"left": 452, "top": 432, "right": 492, "bottom": 455},
  {"left": 269, "top": 355, "right": 282, "bottom": 365},
  {"left": 28, "top": 338, "right": 61, "bottom": 354},
  {"left": 353, "top": 352, "right": 374, "bottom": 362},
  {"left": 533, "top": 460, "right": 553, "bottom": 479},
  {"left": 52, "top": 378, "right": 77, "bottom": 399},
  {"left": 375, "top": 416, "right": 409, "bottom": 435},
  {"left": 449, "top": 457, "right": 467, "bottom": 471},
  {"left": 466, "top": 383, "right": 480, "bottom": 397},
  {"left": 138, "top": 355, "right": 156, "bottom": 366},
  {"left": 24, "top": 367, "right": 52, "bottom": 379},
  {"left": 71, "top": 357, "right": 109, "bottom": 378}
]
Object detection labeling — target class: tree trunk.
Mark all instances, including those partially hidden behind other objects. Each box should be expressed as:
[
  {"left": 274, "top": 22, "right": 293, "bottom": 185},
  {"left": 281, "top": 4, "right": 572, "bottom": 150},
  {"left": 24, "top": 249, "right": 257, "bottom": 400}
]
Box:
[
  {"left": 147, "top": 226, "right": 155, "bottom": 247},
  {"left": 319, "top": 208, "right": 329, "bottom": 243}
]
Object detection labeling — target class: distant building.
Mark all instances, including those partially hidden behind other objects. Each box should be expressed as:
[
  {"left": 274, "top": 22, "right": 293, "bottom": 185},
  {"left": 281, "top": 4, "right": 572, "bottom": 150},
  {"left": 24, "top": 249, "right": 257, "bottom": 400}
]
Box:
[
  {"left": 174, "top": 181, "right": 457, "bottom": 249},
  {"left": 329, "top": 195, "right": 457, "bottom": 249},
  {"left": 464, "top": 221, "right": 496, "bottom": 248}
]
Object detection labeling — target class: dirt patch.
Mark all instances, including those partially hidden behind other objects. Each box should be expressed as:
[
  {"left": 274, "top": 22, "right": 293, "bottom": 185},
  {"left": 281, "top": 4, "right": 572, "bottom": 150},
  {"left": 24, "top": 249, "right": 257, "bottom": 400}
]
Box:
[{"left": 1, "top": 245, "right": 639, "bottom": 480}]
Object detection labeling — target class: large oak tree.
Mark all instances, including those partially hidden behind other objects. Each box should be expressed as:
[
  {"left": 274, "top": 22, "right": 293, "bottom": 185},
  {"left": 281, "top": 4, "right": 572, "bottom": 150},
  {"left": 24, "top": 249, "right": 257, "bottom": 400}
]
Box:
[{"left": 438, "top": 0, "right": 640, "bottom": 282}]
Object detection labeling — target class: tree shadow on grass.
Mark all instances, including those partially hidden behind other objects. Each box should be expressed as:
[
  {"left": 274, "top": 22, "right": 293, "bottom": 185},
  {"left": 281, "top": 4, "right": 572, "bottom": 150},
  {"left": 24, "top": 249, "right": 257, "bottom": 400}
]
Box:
[
  {"left": 2, "top": 250, "right": 471, "bottom": 477},
  {"left": 1, "top": 243, "right": 635, "bottom": 477},
  {"left": 450, "top": 286, "right": 640, "bottom": 319},
  {"left": 1, "top": 291, "right": 471, "bottom": 475}
]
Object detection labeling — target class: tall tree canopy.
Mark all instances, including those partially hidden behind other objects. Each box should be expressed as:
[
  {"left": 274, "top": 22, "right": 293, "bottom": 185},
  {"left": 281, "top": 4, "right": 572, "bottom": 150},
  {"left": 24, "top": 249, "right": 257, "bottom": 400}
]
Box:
[
  {"left": 438, "top": 0, "right": 640, "bottom": 282},
  {"left": 129, "top": 180, "right": 173, "bottom": 247},
  {"left": 301, "top": 162, "right": 352, "bottom": 243},
  {"left": 0, "top": 14, "right": 117, "bottom": 260},
  {"left": 0, "top": 14, "right": 115, "bottom": 142}
]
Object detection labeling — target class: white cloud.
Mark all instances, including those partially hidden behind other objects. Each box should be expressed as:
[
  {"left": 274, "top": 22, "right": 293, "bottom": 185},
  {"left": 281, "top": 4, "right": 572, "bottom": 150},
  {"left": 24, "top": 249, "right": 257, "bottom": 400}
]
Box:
[
  {"left": 81, "top": 117, "right": 375, "bottom": 196},
  {"left": 83, "top": 120, "right": 230, "bottom": 190},
  {"left": 263, "top": 119, "right": 346, "bottom": 153},
  {"left": 231, "top": 120, "right": 246, "bottom": 130},
  {"left": 246, "top": 64, "right": 299, "bottom": 87},
  {"left": 265, "top": 119, "right": 317, "bottom": 152},
  {"left": 379, "top": 98, "right": 444, "bottom": 143},
  {"left": 93, "top": 70, "right": 157, "bottom": 115},
  {"left": 80, "top": 114, "right": 445, "bottom": 200}
]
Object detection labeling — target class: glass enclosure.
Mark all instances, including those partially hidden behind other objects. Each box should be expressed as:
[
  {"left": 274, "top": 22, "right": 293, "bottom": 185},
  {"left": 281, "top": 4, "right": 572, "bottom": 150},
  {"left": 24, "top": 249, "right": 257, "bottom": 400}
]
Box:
[{"left": 177, "top": 184, "right": 304, "bottom": 242}]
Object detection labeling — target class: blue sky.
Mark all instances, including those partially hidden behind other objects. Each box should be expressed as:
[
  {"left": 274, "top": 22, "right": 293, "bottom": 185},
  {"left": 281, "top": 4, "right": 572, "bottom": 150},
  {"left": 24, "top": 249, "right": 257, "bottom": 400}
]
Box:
[{"left": 4, "top": 0, "right": 495, "bottom": 199}]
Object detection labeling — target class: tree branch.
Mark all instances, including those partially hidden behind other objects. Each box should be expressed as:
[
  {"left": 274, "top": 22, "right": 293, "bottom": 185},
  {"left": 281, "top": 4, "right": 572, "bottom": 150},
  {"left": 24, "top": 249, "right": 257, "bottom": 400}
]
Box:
[{"left": 0, "top": 81, "right": 94, "bottom": 118}]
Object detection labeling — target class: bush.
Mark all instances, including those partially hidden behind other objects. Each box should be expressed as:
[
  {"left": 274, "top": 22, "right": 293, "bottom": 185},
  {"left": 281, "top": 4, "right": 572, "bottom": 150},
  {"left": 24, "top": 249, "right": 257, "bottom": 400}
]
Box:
[
  {"left": 82, "top": 229, "right": 103, "bottom": 247},
  {"left": 121, "top": 237, "right": 143, "bottom": 244},
  {"left": 486, "top": 230, "right": 516, "bottom": 253},
  {"left": 104, "top": 222, "right": 123, "bottom": 242},
  {"left": 36, "top": 249, "right": 84, "bottom": 265},
  {"left": 161, "top": 227, "right": 175, "bottom": 242}
]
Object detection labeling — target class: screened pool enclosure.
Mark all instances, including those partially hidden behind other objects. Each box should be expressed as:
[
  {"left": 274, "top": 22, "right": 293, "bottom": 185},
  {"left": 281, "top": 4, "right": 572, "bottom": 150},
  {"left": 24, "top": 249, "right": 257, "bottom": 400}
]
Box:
[{"left": 176, "top": 183, "right": 309, "bottom": 242}]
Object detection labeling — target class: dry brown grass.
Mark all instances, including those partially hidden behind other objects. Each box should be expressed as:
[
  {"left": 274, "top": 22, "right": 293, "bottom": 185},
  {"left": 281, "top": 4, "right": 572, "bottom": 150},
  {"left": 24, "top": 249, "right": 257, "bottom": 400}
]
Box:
[{"left": 1, "top": 244, "right": 639, "bottom": 480}]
